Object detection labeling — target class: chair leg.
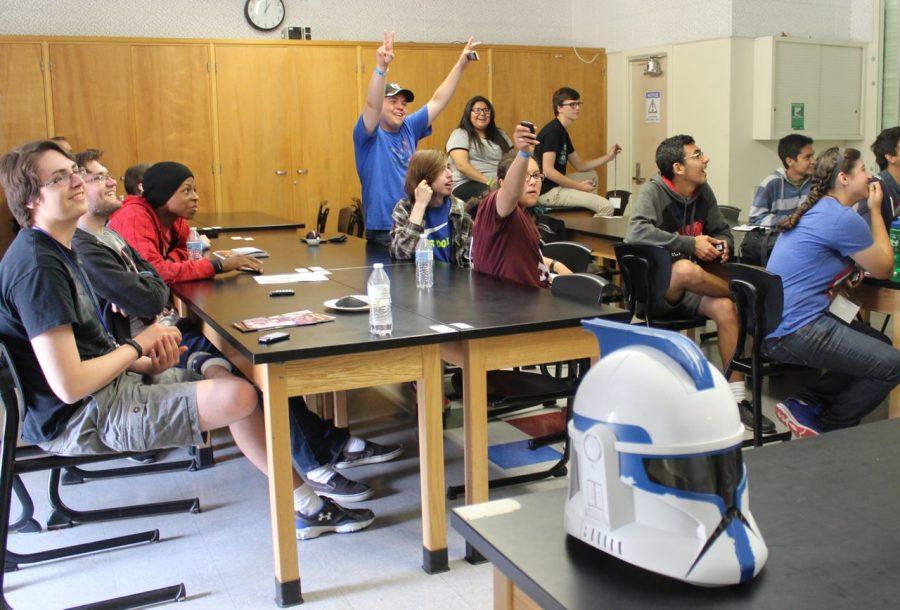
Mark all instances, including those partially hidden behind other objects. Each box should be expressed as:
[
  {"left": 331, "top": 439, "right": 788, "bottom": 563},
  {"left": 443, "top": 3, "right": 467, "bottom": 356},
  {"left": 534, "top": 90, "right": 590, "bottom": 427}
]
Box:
[
  {"left": 6, "top": 529, "right": 161, "bottom": 572},
  {"left": 46, "top": 469, "right": 200, "bottom": 530},
  {"left": 62, "top": 583, "right": 187, "bottom": 610},
  {"left": 61, "top": 437, "right": 215, "bottom": 485},
  {"left": 9, "top": 476, "right": 40, "bottom": 533}
]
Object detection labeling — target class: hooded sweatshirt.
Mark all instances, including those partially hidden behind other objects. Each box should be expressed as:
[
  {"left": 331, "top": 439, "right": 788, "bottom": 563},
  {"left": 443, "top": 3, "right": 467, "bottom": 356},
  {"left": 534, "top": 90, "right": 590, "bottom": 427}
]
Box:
[
  {"left": 625, "top": 176, "right": 733, "bottom": 259},
  {"left": 748, "top": 167, "right": 810, "bottom": 228}
]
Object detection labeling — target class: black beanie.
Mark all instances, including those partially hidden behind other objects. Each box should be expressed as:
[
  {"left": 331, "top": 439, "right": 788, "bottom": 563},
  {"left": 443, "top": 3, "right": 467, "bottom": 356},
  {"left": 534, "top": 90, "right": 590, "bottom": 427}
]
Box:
[{"left": 142, "top": 162, "right": 194, "bottom": 208}]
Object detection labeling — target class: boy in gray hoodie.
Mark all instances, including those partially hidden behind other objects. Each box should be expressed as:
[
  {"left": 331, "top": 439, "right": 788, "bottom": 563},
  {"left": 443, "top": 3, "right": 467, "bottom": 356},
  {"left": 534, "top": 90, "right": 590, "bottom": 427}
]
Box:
[{"left": 626, "top": 134, "right": 775, "bottom": 433}]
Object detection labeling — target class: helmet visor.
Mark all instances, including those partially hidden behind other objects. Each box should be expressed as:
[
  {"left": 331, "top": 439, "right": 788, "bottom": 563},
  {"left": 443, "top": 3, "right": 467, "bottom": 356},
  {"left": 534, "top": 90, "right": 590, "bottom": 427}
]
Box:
[{"left": 643, "top": 447, "right": 743, "bottom": 507}]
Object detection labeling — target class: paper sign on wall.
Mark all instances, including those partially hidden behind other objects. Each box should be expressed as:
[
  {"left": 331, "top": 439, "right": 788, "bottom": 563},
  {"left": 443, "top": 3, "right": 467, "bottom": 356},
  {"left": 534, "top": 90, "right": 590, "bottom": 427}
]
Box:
[
  {"left": 791, "top": 103, "right": 805, "bottom": 130},
  {"left": 645, "top": 91, "right": 661, "bottom": 123}
]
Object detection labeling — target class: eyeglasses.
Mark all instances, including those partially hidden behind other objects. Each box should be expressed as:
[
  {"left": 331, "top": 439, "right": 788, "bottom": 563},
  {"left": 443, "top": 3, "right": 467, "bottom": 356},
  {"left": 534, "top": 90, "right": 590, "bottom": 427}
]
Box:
[
  {"left": 526, "top": 171, "right": 544, "bottom": 182},
  {"left": 84, "top": 173, "right": 116, "bottom": 185},
  {"left": 40, "top": 167, "right": 87, "bottom": 188},
  {"left": 560, "top": 101, "right": 583, "bottom": 108},
  {"left": 683, "top": 150, "right": 705, "bottom": 162},
  {"left": 471, "top": 107, "right": 492, "bottom": 116}
]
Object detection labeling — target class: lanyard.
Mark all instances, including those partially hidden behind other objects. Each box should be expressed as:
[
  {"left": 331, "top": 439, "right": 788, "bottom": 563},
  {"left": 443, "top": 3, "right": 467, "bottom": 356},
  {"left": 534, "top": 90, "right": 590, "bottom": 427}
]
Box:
[{"left": 32, "top": 228, "right": 117, "bottom": 348}]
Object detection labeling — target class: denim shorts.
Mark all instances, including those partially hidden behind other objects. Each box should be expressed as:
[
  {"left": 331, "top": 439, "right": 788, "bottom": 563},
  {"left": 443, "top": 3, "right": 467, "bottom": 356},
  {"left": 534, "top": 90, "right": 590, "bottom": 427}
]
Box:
[{"left": 39, "top": 368, "right": 203, "bottom": 456}]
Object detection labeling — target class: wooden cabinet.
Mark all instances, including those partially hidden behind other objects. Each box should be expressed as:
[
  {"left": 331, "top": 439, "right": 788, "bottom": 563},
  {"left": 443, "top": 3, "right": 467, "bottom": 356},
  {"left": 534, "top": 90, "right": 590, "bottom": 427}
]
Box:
[
  {"left": 130, "top": 45, "right": 216, "bottom": 206},
  {"left": 0, "top": 42, "right": 48, "bottom": 254}
]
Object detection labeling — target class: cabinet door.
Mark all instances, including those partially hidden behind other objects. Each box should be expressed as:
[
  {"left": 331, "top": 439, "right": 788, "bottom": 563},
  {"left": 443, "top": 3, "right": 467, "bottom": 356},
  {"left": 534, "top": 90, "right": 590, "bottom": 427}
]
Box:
[
  {"left": 215, "top": 45, "right": 296, "bottom": 217},
  {"left": 131, "top": 45, "right": 216, "bottom": 207},
  {"left": 0, "top": 42, "right": 48, "bottom": 254},
  {"left": 292, "top": 45, "right": 360, "bottom": 231},
  {"left": 49, "top": 44, "right": 136, "bottom": 179}
]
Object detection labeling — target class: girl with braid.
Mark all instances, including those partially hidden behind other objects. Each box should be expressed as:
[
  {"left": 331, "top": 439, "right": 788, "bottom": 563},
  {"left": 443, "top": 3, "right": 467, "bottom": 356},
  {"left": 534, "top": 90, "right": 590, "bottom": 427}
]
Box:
[{"left": 763, "top": 147, "right": 900, "bottom": 437}]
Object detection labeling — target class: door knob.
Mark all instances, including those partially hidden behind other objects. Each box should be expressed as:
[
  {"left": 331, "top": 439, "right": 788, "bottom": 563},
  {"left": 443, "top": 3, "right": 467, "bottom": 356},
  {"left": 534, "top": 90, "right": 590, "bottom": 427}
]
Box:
[
  {"left": 296, "top": 169, "right": 309, "bottom": 175},
  {"left": 275, "top": 170, "right": 287, "bottom": 176},
  {"left": 632, "top": 163, "right": 646, "bottom": 185}
]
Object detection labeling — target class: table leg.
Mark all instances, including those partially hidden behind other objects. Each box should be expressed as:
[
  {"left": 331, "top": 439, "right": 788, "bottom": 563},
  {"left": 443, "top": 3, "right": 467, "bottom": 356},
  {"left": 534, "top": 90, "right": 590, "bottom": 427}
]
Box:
[
  {"left": 258, "top": 363, "right": 303, "bottom": 607},
  {"left": 417, "top": 344, "right": 449, "bottom": 573},
  {"left": 462, "top": 341, "right": 488, "bottom": 564}
]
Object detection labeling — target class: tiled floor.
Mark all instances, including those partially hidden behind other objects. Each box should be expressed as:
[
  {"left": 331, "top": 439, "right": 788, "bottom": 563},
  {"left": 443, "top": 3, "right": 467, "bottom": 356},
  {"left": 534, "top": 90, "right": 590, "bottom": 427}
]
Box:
[{"left": 4, "top": 317, "right": 892, "bottom": 609}]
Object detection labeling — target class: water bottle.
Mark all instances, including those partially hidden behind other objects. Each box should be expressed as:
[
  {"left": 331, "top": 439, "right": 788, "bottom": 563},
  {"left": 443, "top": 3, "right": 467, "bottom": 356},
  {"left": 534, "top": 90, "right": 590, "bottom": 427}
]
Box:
[
  {"left": 187, "top": 228, "right": 203, "bottom": 261},
  {"left": 890, "top": 219, "right": 900, "bottom": 283},
  {"left": 415, "top": 233, "right": 434, "bottom": 288},
  {"left": 367, "top": 263, "right": 393, "bottom": 336}
]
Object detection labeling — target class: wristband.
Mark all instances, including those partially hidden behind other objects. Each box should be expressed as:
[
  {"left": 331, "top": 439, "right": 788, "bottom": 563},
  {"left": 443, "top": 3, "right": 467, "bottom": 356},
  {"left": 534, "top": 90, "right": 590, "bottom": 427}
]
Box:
[
  {"left": 122, "top": 338, "right": 143, "bottom": 359},
  {"left": 518, "top": 150, "right": 530, "bottom": 159},
  {"left": 549, "top": 260, "right": 557, "bottom": 273},
  {"left": 374, "top": 66, "right": 387, "bottom": 77},
  {"left": 211, "top": 258, "right": 224, "bottom": 274}
]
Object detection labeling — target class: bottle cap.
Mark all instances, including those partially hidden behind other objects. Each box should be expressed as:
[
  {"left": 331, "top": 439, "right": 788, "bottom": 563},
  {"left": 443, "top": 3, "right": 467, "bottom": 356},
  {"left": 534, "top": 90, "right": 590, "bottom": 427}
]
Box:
[{"left": 374, "top": 263, "right": 384, "bottom": 268}]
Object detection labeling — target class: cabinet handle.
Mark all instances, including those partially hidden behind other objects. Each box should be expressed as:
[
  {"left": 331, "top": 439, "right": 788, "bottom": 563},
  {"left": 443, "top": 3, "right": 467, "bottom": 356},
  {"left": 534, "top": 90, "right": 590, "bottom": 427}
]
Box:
[
  {"left": 296, "top": 169, "right": 309, "bottom": 175},
  {"left": 275, "top": 170, "right": 287, "bottom": 176}
]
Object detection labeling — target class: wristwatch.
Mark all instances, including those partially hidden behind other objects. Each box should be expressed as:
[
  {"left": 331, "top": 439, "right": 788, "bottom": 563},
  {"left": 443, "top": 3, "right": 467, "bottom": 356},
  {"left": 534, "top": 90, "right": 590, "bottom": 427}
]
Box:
[
  {"left": 549, "top": 260, "right": 557, "bottom": 273},
  {"left": 122, "top": 338, "right": 143, "bottom": 359}
]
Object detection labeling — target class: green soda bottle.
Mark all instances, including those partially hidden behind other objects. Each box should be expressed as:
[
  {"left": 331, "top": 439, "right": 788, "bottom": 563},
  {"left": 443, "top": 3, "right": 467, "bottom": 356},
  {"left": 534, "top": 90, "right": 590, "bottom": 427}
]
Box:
[{"left": 891, "top": 219, "right": 900, "bottom": 283}]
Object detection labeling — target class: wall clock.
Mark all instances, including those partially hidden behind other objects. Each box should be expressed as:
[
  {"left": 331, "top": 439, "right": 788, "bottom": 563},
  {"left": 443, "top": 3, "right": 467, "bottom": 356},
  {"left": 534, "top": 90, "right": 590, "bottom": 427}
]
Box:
[{"left": 245, "top": 0, "right": 286, "bottom": 32}]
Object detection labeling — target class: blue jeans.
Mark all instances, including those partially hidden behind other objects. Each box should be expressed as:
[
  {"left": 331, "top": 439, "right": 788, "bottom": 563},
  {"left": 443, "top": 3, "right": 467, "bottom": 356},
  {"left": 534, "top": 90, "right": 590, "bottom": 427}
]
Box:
[
  {"left": 178, "top": 322, "right": 349, "bottom": 472},
  {"left": 763, "top": 313, "right": 900, "bottom": 430}
]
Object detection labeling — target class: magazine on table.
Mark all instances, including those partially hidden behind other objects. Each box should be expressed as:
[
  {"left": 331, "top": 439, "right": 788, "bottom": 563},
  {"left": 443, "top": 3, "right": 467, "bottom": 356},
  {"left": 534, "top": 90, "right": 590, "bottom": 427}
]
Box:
[
  {"left": 213, "top": 246, "right": 269, "bottom": 259},
  {"left": 233, "top": 310, "right": 335, "bottom": 332}
]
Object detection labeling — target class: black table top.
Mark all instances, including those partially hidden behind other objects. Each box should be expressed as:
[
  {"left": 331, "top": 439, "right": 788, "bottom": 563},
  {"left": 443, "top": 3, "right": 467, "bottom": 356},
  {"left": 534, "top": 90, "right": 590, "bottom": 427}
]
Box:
[
  {"left": 191, "top": 211, "right": 305, "bottom": 234},
  {"left": 452, "top": 418, "right": 900, "bottom": 609}
]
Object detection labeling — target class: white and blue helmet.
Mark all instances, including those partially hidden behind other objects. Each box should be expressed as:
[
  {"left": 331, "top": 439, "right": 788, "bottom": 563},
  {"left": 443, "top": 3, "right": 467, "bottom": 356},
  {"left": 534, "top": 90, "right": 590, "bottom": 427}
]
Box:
[{"left": 565, "top": 319, "right": 767, "bottom": 586}]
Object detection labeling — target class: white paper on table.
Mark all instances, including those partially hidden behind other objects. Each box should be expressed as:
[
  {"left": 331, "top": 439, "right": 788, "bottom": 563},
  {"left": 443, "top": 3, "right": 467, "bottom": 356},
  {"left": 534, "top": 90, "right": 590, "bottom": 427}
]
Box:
[
  {"left": 253, "top": 273, "right": 330, "bottom": 284},
  {"left": 429, "top": 324, "right": 456, "bottom": 333},
  {"left": 295, "top": 266, "right": 331, "bottom": 275},
  {"left": 450, "top": 322, "right": 474, "bottom": 329}
]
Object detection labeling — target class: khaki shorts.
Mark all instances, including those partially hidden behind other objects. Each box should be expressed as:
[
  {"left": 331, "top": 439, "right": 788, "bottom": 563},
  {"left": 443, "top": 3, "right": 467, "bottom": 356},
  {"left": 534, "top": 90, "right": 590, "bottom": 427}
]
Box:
[{"left": 39, "top": 368, "right": 203, "bottom": 456}]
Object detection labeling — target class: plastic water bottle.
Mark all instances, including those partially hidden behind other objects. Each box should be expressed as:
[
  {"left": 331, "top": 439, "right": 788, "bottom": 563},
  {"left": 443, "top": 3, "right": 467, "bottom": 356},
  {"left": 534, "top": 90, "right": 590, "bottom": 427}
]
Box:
[
  {"left": 187, "top": 228, "right": 203, "bottom": 261},
  {"left": 415, "top": 233, "right": 433, "bottom": 288},
  {"left": 367, "top": 263, "right": 393, "bottom": 336},
  {"left": 890, "top": 219, "right": 900, "bottom": 283}
]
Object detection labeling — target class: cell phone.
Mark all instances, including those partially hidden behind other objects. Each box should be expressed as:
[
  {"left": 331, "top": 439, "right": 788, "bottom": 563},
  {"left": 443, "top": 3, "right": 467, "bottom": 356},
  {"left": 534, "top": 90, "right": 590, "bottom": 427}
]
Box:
[
  {"left": 466, "top": 51, "right": 479, "bottom": 61},
  {"left": 258, "top": 331, "right": 290, "bottom": 345},
  {"left": 269, "top": 289, "right": 295, "bottom": 297},
  {"left": 520, "top": 121, "right": 536, "bottom": 134}
]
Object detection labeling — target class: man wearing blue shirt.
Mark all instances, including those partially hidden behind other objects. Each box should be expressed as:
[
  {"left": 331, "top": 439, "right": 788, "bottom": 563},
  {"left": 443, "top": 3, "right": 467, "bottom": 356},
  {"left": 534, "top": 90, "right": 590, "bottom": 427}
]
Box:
[{"left": 353, "top": 31, "right": 479, "bottom": 247}]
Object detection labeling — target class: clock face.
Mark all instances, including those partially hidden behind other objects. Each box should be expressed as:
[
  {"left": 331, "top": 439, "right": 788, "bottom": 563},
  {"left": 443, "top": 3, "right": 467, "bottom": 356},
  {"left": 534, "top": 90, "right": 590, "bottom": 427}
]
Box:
[{"left": 245, "top": 0, "right": 285, "bottom": 32}]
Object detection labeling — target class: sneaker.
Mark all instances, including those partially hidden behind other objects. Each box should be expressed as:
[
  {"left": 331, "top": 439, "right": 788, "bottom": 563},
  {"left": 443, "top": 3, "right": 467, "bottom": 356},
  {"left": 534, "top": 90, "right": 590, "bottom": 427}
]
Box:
[
  {"left": 737, "top": 400, "right": 777, "bottom": 434},
  {"left": 305, "top": 472, "right": 374, "bottom": 503},
  {"left": 186, "top": 351, "right": 231, "bottom": 376},
  {"left": 334, "top": 440, "right": 403, "bottom": 470},
  {"left": 295, "top": 498, "right": 374, "bottom": 540},
  {"left": 775, "top": 398, "right": 823, "bottom": 438},
  {"left": 127, "top": 452, "right": 157, "bottom": 464}
]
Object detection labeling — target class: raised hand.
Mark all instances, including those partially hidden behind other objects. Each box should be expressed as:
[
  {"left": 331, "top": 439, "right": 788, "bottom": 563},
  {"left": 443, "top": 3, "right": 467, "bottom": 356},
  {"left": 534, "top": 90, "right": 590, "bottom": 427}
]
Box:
[
  {"left": 512, "top": 124, "right": 538, "bottom": 155},
  {"left": 460, "top": 36, "right": 481, "bottom": 64},
  {"left": 376, "top": 30, "right": 396, "bottom": 70}
]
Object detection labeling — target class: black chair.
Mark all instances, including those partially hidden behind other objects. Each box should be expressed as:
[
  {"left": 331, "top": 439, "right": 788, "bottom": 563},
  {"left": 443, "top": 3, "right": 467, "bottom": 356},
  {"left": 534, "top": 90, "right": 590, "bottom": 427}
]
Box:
[
  {"left": 337, "top": 198, "right": 364, "bottom": 237},
  {"left": 446, "top": 273, "right": 610, "bottom": 499},
  {"left": 0, "top": 343, "right": 187, "bottom": 608},
  {"left": 316, "top": 200, "right": 330, "bottom": 234},
  {"left": 614, "top": 242, "right": 709, "bottom": 333},
  {"left": 605, "top": 189, "right": 631, "bottom": 216},
  {"left": 723, "top": 264, "right": 795, "bottom": 447},
  {"left": 718, "top": 205, "right": 741, "bottom": 227},
  {"left": 542, "top": 241, "right": 593, "bottom": 273}
]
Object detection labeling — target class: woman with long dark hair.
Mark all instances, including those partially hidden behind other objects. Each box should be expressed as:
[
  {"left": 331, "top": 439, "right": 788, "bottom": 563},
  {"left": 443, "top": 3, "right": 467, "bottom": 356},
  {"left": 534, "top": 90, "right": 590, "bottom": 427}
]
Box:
[
  {"left": 764, "top": 147, "right": 900, "bottom": 437},
  {"left": 446, "top": 96, "right": 511, "bottom": 203}
]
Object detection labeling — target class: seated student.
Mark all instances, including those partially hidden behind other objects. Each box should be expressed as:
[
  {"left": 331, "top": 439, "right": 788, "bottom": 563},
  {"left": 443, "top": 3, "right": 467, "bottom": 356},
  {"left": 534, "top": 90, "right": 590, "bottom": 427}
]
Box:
[
  {"left": 534, "top": 87, "right": 621, "bottom": 216},
  {"left": 0, "top": 139, "right": 374, "bottom": 539},
  {"left": 108, "top": 161, "right": 262, "bottom": 282},
  {"left": 75, "top": 151, "right": 399, "bottom": 503},
  {"left": 870, "top": 126, "right": 900, "bottom": 227},
  {"left": 743, "top": 134, "right": 815, "bottom": 265},
  {"left": 446, "top": 96, "right": 511, "bottom": 204},
  {"left": 389, "top": 150, "right": 472, "bottom": 267},
  {"left": 626, "top": 134, "right": 776, "bottom": 433},
  {"left": 764, "top": 147, "right": 900, "bottom": 437},
  {"left": 471, "top": 124, "right": 572, "bottom": 288},
  {"left": 123, "top": 162, "right": 151, "bottom": 196}
]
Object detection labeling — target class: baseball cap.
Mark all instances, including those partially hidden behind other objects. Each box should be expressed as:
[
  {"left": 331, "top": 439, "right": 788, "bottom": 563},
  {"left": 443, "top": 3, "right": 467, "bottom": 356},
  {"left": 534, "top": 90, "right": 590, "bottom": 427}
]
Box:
[{"left": 384, "top": 82, "right": 415, "bottom": 102}]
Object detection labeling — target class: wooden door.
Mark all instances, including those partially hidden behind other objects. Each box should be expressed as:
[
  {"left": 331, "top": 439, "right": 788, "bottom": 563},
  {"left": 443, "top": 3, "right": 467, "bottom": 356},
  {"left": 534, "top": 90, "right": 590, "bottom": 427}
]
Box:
[
  {"left": 214, "top": 45, "right": 296, "bottom": 217},
  {"left": 629, "top": 57, "right": 668, "bottom": 199},
  {"left": 292, "top": 45, "right": 360, "bottom": 232},
  {"left": 48, "top": 44, "right": 137, "bottom": 181},
  {"left": 131, "top": 45, "right": 216, "bottom": 207},
  {"left": 0, "top": 42, "right": 49, "bottom": 255}
]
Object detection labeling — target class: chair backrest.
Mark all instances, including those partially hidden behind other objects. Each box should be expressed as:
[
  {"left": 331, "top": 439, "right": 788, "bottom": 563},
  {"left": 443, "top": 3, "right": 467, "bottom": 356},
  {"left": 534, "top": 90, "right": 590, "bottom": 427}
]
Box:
[
  {"left": 613, "top": 242, "right": 673, "bottom": 315},
  {"left": 726, "top": 263, "right": 784, "bottom": 338},
  {"left": 718, "top": 205, "right": 741, "bottom": 225},
  {"left": 550, "top": 273, "right": 610, "bottom": 305},
  {"left": 337, "top": 199, "right": 364, "bottom": 237},
  {"left": 542, "top": 241, "right": 594, "bottom": 273},
  {"left": 316, "top": 200, "right": 330, "bottom": 234}
]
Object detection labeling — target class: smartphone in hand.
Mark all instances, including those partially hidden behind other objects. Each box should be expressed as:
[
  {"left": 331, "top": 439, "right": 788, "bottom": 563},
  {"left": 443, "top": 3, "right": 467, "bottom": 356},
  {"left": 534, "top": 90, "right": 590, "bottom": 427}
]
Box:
[{"left": 520, "top": 121, "right": 536, "bottom": 134}]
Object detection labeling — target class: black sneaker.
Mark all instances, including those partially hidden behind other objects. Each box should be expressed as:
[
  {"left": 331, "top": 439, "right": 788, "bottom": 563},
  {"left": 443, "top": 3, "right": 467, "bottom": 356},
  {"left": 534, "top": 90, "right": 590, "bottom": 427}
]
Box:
[
  {"left": 738, "top": 400, "right": 776, "bottom": 434},
  {"left": 334, "top": 440, "right": 402, "bottom": 470},
  {"left": 305, "top": 472, "right": 373, "bottom": 503},
  {"left": 127, "top": 452, "right": 157, "bottom": 464},
  {"left": 295, "top": 498, "right": 374, "bottom": 540}
]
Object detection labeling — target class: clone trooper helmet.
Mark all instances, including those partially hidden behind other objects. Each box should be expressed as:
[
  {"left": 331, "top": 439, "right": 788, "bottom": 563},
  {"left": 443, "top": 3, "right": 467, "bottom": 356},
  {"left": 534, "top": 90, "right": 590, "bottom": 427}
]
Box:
[{"left": 565, "top": 319, "right": 767, "bottom": 586}]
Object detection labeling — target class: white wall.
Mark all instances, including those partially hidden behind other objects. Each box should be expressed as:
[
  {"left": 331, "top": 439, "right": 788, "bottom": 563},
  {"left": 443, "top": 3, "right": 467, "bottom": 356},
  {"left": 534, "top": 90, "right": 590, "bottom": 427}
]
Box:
[{"left": 0, "top": 0, "right": 578, "bottom": 46}]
